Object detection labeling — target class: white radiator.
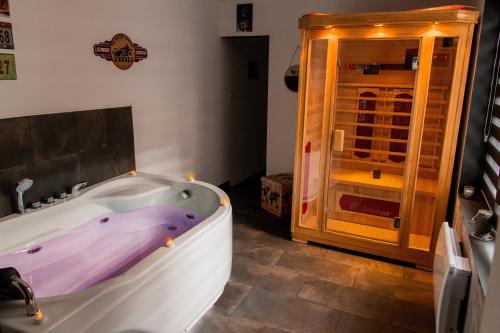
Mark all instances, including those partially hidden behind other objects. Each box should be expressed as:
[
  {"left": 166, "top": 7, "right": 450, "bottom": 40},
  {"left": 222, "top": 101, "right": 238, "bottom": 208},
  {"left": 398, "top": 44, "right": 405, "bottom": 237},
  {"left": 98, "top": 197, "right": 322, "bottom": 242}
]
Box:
[{"left": 433, "top": 222, "right": 471, "bottom": 332}]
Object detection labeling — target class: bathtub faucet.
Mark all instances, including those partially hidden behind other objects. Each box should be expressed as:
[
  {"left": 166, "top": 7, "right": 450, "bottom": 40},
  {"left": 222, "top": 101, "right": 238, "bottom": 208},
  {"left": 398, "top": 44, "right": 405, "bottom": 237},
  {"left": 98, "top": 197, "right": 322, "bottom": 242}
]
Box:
[
  {"left": 0, "top": 267, "right": 39, "bottom": 316},
  {"left": 71, "top": 181, "right": 88, "bottom": 196},
  {"left": 15, "top": 178, "right": 33, "bottom": 214}
]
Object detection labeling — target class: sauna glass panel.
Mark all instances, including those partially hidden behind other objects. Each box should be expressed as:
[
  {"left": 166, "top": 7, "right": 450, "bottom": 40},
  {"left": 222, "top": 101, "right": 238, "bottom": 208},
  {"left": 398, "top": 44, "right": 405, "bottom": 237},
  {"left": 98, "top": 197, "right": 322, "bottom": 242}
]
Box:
[
  {"left": 408, "top": 37, "right": 459, "bottom": 251},
  {"left": 325, "top": 39, "right": 421, "bottom": 244},
  {"left": 299, "top": 39, "right": 328, "bottom": 229}
]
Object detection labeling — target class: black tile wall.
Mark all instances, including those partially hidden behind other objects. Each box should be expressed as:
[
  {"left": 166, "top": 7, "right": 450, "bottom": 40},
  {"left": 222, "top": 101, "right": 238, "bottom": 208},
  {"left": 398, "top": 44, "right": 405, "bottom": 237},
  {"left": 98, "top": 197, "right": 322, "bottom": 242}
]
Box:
[{"left": 0, "top": 107, "right": 135, "bottom": 218}]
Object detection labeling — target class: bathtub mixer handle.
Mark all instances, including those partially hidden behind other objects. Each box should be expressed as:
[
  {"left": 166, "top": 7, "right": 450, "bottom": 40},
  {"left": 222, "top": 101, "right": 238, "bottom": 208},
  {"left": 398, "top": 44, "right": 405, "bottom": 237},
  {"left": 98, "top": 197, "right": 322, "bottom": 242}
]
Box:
[
  {"left": 0, "top": 267, "right": 39, "bottom": 317},
  {"left": 71, "top": 181, "right": 88, "bottom": 196}
]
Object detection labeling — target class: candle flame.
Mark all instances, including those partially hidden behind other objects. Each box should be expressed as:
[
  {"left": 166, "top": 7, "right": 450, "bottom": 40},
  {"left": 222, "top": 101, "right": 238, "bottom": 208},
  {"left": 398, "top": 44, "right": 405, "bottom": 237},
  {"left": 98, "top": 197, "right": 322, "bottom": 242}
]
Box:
[
  {"left": 165, "top": 237, "right": 174, "bottom": 248},
  {"left": 34, "top": 309, "right": 44, "bottom": 323},
  {"left": 187, "top": 172, "right": 196, "bottom": 182}
]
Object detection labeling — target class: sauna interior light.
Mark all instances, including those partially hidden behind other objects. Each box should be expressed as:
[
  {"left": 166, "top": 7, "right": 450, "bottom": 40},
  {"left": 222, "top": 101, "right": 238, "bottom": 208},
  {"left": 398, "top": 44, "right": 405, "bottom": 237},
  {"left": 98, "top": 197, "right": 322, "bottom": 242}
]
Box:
[{"left": 374, "top": 23, "right": 383, "bottom": 27}]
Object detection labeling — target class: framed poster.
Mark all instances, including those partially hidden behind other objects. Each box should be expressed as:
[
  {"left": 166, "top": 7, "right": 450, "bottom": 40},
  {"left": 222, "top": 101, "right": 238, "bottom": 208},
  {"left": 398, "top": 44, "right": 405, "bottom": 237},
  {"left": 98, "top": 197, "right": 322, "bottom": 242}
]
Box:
[
  {"left": 0, "top": 53, "right": 16, "bottom": 80},
  {"left": 0, "top": 0, "right": 9, "bottom": 17},
  {"left": 0, "top": 22, "right": 13, "bottom": 49},
  {"left": 237, "top": 4, "right": 252, "bottom": 32}
]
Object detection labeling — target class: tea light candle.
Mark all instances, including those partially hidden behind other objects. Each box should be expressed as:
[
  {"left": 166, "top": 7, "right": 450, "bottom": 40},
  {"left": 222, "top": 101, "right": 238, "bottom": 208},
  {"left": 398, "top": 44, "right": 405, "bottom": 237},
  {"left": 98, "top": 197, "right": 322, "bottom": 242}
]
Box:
[
  {"left": 165, "top": 237, "right": 174, "bottom": 248},
  {"left": 33, "top": 309, "right": 45, "bottom": 324}
]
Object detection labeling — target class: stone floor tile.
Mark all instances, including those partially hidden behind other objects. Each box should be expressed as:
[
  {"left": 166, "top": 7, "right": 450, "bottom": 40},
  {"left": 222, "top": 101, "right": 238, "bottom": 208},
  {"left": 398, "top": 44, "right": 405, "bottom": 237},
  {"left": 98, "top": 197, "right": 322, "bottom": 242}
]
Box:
[
  {"left": 402, "top": 267, "right": 434, "bottom": 285},
  {"left": 392, "top": 299, "right": 435, "bottom": 333},
  {"left": 276, "top": 252, "right": 359, "bottom": 287},
  {"left": 231, "top": 287, "right": 340, "bottom": 333},
  {"left": 255, "top": 233, "right": 327, "bottom": 258},
  {"left": 324, "top": 249, "right": 404, "bottom": 277},
  {"left": 332, "top": 284, "right": 395, "bottom": 323},
  {"left": 335, "top": 312, "right": 415, "bottom": 333},
  {"left": 233, "top": 223, "right": 266, "bottom": 243},
  {"left": 354, "top": 270, "right": 434, "bottom": 306},
  {"left": 233, "top": 239, "right": 284, "bottom": 266},
  {"left": 214, "top": 280, "right": 253, "bottom": 315},
  {"left": 297, "top": 277, "right": 340, "bottom": 306},
  {"left": 231, "top": 257, "right": 307, "bottom": 297},
  {"left": 297, "top": 277, "right": 394, "bottom": 322},
  {"left": 190, "top": 310, "right": 290, "bottom": 333}
]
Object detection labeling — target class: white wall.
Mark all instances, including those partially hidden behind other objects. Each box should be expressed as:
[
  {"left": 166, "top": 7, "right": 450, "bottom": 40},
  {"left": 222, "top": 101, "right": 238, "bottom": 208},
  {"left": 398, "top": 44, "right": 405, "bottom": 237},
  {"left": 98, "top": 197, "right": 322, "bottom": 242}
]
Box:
[
  {"left": 0, "top": 0, "right": 229, "bottom": 185},
  {"left": 218, "top": 0, "right": 480, "bottom": 175}
]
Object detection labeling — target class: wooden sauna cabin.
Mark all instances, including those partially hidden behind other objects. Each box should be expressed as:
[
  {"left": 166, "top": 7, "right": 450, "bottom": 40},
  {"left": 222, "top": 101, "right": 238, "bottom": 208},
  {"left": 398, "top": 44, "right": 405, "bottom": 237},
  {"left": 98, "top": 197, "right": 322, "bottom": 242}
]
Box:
[{"left": 291, "top": 6, "right": 479, "bottom": 268}]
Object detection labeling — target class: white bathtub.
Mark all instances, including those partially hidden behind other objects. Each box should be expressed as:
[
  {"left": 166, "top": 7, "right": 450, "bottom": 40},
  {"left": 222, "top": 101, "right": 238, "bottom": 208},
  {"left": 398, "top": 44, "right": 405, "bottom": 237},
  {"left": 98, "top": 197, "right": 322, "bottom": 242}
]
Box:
[{"left": 0, "top": 172, "right": 232, "bottom": 333}]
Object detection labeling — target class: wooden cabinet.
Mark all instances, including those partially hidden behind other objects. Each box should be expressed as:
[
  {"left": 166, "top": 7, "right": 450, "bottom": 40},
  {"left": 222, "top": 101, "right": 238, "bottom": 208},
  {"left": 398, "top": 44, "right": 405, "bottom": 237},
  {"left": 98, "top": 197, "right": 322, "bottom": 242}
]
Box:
[{"left": 291, "top": 7, "right": 479, "bottom": 267}]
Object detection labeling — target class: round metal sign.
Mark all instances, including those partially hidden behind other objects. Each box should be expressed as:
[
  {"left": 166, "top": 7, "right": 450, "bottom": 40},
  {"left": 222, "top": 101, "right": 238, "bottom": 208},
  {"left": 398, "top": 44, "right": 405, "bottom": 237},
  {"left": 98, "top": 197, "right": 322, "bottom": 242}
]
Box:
[{"left": 110, "top": 34, "right": 136, "bottom": 70}]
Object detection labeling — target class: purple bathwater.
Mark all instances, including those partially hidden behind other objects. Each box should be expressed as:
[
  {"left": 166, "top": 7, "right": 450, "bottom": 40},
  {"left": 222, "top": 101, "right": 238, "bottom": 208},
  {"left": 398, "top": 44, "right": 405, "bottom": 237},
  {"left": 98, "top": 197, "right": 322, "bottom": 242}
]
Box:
[{"left": 0, "top": 206, "right": 205, "bottom": 298}]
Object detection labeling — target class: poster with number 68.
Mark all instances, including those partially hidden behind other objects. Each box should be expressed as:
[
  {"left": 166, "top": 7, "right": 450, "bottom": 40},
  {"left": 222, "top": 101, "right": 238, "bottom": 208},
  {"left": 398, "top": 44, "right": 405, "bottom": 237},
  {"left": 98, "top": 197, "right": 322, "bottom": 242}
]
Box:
[
  {"left": 0, "top": 22, "right": 13, "bottom": 49},
  {"left": 0, "top": 53, "right": 16, "bottom": 80}
]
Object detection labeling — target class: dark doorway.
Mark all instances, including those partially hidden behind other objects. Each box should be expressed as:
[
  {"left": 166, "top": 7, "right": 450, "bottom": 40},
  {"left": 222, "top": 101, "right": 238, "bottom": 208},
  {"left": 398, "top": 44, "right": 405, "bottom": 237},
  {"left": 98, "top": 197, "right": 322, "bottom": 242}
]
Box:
[{"left": 223, "top": 36, "right": 269, "bottom": 186}]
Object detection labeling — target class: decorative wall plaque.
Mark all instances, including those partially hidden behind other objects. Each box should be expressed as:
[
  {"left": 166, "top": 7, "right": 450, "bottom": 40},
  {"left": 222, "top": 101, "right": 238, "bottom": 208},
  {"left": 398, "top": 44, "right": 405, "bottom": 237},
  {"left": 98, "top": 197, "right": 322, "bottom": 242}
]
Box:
[
  {"left": 94, "top": 33, "right": 148, "bottom": 70},
  {"left": 0, "top": 0, "right": 9, "bottom": 17},
  {"left": 0, "top": 22, "right": 13, "bottom": 49},
  {"left": 0, "top": 53, "right": 16, "bottom": 80}
]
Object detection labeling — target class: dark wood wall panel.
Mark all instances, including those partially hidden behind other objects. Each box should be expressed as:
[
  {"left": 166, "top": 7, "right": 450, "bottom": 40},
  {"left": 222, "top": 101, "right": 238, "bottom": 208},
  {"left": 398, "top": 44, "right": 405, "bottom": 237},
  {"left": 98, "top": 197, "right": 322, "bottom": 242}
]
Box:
[{"left": 0, "top": 107, "right": 135, "bottom": 218}]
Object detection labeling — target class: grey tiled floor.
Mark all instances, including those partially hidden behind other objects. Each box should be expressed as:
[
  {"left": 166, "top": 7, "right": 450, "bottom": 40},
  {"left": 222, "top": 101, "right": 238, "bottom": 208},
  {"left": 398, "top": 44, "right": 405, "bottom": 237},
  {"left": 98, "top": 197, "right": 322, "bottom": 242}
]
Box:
[{"left": 191, "top": 177, "right": 434, "bottom": 333}]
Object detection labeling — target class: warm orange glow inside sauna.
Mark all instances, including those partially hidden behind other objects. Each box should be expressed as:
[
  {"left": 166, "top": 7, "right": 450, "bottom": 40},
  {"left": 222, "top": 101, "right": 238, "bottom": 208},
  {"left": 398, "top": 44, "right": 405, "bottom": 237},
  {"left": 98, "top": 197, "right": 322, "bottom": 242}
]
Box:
[{"left": 299, "top": 37, "right": 458, "bottom": 249}]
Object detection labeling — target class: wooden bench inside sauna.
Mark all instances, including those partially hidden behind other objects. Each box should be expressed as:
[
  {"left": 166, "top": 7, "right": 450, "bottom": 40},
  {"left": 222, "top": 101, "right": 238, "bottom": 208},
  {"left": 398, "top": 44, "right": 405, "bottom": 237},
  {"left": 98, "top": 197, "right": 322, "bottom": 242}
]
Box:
[{"left": 291, "top": 7, "right": 478, "bottom": 267}]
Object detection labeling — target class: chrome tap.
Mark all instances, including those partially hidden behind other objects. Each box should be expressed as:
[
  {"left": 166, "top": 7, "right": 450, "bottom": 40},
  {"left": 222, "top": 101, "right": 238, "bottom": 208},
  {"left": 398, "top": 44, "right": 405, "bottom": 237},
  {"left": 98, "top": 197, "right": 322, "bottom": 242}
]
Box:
[
  {"left": 15, "top": 178, "right": 33, "bottom": 214},
  {"left": 70, "top": 181, "right": 88, "bottom": 196},
  {"left": 0, "top": 267, "right": 39, "bottom": 317},
  {"left": 10, "top": 275, "right": 39, "bottom": 316}
]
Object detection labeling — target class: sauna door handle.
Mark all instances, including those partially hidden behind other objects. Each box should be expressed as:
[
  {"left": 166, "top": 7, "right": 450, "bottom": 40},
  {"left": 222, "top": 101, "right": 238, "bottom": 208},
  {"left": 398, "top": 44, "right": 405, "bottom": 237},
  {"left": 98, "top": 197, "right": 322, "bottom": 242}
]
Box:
[
  {"left": 333, "top": 129, "right": 344, "bottom": 152},
  {"left": 393, "top": 217, "right": 401, "bottom": 229}
]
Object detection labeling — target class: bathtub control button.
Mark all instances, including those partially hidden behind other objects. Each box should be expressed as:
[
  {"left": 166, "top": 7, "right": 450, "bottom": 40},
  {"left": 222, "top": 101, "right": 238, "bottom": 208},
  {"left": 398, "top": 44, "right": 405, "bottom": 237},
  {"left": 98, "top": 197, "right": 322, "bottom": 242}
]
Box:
[
  {"left": 55, "top": 192, "right": 67, "bottom": 200},
  {"left": 27, "top": 246, "right": 42, "bottom": 254},
  {"left": 181, "top": 190, "right": 192, "bottom": 199},
  {"left": 42, "top": 196, "right": 55, "bottom": 204},
  {"left": 99, "top": 217, "right": 110, "bottom": 224},
  {"left": 30, "top": 201, "right": 42, "bottom": 209}
]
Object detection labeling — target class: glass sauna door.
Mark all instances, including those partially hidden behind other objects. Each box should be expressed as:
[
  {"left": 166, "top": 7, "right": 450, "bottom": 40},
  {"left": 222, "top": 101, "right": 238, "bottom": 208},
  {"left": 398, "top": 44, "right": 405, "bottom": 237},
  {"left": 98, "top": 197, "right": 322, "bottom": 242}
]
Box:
[
  {"left": 325, "top": 39, "right": 421, "bottom": 244},
  {"left": 298, "top": 38, "right": 330, "bottom": 230}
]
